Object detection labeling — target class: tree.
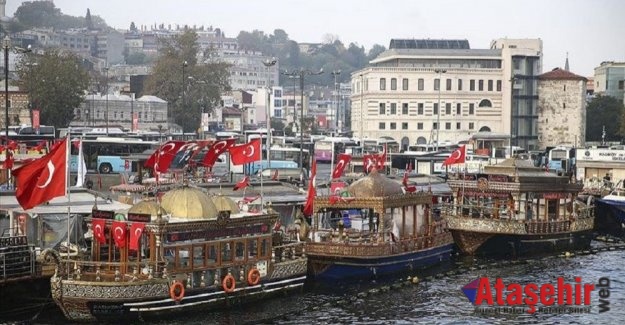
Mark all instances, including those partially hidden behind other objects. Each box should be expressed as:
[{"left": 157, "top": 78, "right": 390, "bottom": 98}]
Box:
[
  {"left": 85, "top": 8, "right": 93, "bottom": 30},
  {"left": 129, "top": 21, "right": 138, "bottom": 32},
  {"left": 16, "top": 49, "right": 90, "bottom": 129},
  {"left": 586, "top": 95, "right": 625, "bottom": 142},
  {"left": 144, "top": 30, "right": 231, "bottom": 132}
]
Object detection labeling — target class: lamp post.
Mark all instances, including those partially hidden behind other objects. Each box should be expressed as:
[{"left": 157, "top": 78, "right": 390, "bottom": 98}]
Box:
[
  {"left": 130, "top": 92, "right": 134, "bottom": 132},
  {"left": 434, "top": 68, "right": 447, "bottom": 151},
  {"left": 104, "top": 66, "right": 109, "bottom": 135},
  {"left": 262, "top": 57, "right": 277, "bottom": 172},
  {"left": 3, "top": 36, "right": 10, "bottom": 148},
  {"left": 509, "top": 75, "right": 518, "bottom": 157},
  {"left": 180, "top": 60, "right": 188, "bottom": 133},
  {"left": 26, "top": 60, "right": 37, "bottom": 127},
  {"left": 331, "top": 70, "right": 341, "bottom": 131},
  {"left": 282, "top": 68, "right": 324, "bottom": 180},
  {"left": 359, "top": 73, "right": 364, "bottom": 149}
]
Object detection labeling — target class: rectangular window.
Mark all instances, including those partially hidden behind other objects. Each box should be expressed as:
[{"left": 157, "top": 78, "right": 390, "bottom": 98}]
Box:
[
  {"left": 446, "top": 79, "right": 452, "bottom": 91},
  {"left": 402, "top": 103, "right": 408, "bottom": 115},
  {"left": 390, "top": 122, "right": 396, "bottom": 130},
  {"left": 379, "top": 122, "right": 386, "bottom": 130},
  {"left": 433, "top": 122, "right": 438, "bottom": 130},
  {"left": 445, "top": 122, "right": 451, "bottom": 130},
  {"left": 391, "top": 78, "right": 397, "bottom": 90},
  {"left": 497, "top": 80, "right": 502, "bottom": 92},
  {"left": 434, "top": 79, "right": 440, "bottom": 91},
  {"left": 379, "top": 103, "right": 385, "bottom": 115},
  {"left": 469, "top": 103, "right": 475, "bottom": 115},
  {"left": 478, "top": 80, "right": 484, "bottom": 91},
  {"left": 418, "top": 78, "right": 424, "bottom": 91},
  {"left": 402, "top": 122, "right": 408, "bottom": 130},
  {"left": 380, "top": 78, "right": 386, "bottom": 90},
  {"left": 619, "top": 80, "right": 625, "bottom": 90},
  {"left": 433, "top": 103, "right": 438, "bottom": 115},
  {"left": 469, "top": 122, "right": 475, "bottom": 130},
  {"left": 390, "top": 103, "right": 397, "bottom": 114},
  {"left": 445, "top": 103, "right": 451, "bottom": 115},
  {"left": 417, "top": 103, "right": 424, "bottom": 115},
  {"left": 456, "top": 122, "right": 461, "bottom": 130},
  {"left": 417, "top": 122, "right": 423, "bottom": 130},
  {"left": 470, "top": 80, "right": 475, "bottom": 91},
  {"left": 402, "top": 78, "right": 409, "bottom": 90},
  {"left": 458, "top": 79, "right": 463, "bottom": 91},
  {"left": 456, "top": 103, "right": 461, "bottom": 115},
  {"left": 488, "top": 80, "right": 493, "bottom": 91}
]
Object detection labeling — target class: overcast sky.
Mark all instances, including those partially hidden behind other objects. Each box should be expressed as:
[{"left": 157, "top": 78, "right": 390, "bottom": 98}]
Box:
[{"left": 7, "top": 0, "right": 624, "bottom": 76}]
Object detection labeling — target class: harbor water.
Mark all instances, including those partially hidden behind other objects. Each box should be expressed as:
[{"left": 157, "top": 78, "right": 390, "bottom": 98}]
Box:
[{"left": 22, "top": 241, "right": 624, "bottom": 324}]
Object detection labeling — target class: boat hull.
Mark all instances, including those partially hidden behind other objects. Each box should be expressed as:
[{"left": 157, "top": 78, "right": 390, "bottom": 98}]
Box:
[
  {"left": 307, "top": 243, "right": 454, "bottom": 282},
  {"left": 595, "top": 198, "right": 625, "bottom": 236},
  {"left": 51, "top": 259, "right": 307, "bottom": 322}
]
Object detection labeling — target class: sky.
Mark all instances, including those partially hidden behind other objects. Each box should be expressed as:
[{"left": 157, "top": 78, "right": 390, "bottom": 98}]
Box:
[{"left": 6, "top": 0, "right": 625, "bottom": 77}]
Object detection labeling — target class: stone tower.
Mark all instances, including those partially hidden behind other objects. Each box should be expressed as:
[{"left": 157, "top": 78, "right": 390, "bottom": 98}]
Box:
[{"left": 0, "top": 0, "right": 6, "bottom": 18}]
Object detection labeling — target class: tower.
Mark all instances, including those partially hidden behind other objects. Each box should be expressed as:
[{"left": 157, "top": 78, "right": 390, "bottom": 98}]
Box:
[{"left": 0, "top": 0, "right": 6, "bottom": 18}]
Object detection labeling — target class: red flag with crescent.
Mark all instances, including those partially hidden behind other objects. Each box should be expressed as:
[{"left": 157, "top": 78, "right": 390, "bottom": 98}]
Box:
[
  {"left": 92, "top": 219, "right": 107, "bottom": 244},
  {"left": 331, "top": 154, "right": 351, "bottom": 179},
  {"left": 233, "top": 176, "right": 250, "bottom": 191},
  {"left": 442, "top": 145, "right": 466, "bottom": 166},
  {"left": 229, "top": 139, "right": 261, "bottom": 165},
  {"left": 129, "top": 222, "right": 145, "bottom": 251},
  {"left": 202, "top": 138, "right": 235, "bottom": 167},
  {"left": 111, "top": 221, "right": 127, "bottom": 248},
  {"left": 303, "top": 159, "right": 317, "bottom": 216},
  {"left": 363, "top": 154, "right": 377, "bottom": 173},
  {"left": 144, "top": 141, "right": 185, "bottom": 173},
  {"left": 11, "top": 138, "right": 67, "bottom": 210},
  {"left": 376, "top": 144, "right": 387, "bottom": 169}
]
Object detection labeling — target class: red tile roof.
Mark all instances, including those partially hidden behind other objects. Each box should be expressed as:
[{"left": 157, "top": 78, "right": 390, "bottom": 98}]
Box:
[{"left": 539, "top": 68, "right": 587, "bottom": 81}]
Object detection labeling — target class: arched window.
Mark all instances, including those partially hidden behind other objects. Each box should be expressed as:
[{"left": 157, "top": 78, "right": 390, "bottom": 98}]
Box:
[
  {"left": 416, "top": 136, "right": 427, "bottom": 144},
  {"left": 478, "top": 99, "right": 492, "bottom": 108},
  {"left": 401, "top": 136, "right": 410, "bottom": 151},
  {"left": 479, "top": 126, "right": 491, "bottom": 132}
]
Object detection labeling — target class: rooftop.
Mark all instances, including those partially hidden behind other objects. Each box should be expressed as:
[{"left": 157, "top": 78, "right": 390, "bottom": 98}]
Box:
[{"left": 539, "top": 68, "right": 587, "bottom": 81}]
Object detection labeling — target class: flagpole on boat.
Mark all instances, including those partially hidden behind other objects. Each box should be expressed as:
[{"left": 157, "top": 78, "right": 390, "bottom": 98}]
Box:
[{"left": 330, "top": 139, "right": 335, "bottom": 185}]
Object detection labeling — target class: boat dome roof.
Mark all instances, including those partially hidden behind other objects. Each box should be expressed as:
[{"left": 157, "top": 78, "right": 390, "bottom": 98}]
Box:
[
  {"left": 128, "top": 199, "right": 166, "bottom": 220},
  {"left": 161, "top": 187, "right": 218, "bottom": 220},
  {"left": 211, "top": 194, "right": 241, "bottom": 213},
  {"left": 347, "top": 168, "right": 404, "bottom": 197}
]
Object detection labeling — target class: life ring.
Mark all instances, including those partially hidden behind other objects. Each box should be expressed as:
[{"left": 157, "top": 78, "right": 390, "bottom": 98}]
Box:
[
  {"left": 222, "top": 274, "right": 236, "bottom": 293},
  {"left": 169, "top": 281, "right": 185, "bottom": 302},
  {"left": 247, "top": 268, "right": 261, "bottom": 286}
]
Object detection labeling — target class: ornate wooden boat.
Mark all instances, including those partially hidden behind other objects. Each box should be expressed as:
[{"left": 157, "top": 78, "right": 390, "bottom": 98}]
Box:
[
  {"left": 50, "top": 187, "right": 306, "bottom": 322},
  {"left": 441, "top": 158, "right": 595, "bottom": 255},
  {"left": 306, "top": 169, "right": 454, "bottom": 282}
]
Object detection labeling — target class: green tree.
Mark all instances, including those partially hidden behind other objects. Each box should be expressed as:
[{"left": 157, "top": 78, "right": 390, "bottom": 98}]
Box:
[
  {"left": 144, "top": 30, "right": 231, "bottom": 132},
  {"left": 13, "top": 1, "right": 108, "bottom": 30},
  {"left": 16, "top": 49, "right": 90, "bottom": 128},
  {"left": 129, "top": 21, "right": 138, "bottom": 32},
  {"left": 586, "top": 95, "right": 625, "bottom": 142},
  {"left": 85, "top": 8, "right": 93, "bottom": 30}
]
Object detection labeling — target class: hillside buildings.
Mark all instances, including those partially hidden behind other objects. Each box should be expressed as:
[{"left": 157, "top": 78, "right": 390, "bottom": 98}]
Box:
[{"left": 593, "top": 61, "right": 625, "bottom": 104}]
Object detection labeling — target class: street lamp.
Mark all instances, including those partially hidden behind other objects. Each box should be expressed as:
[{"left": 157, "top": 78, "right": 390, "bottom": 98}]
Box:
[
  {"left": 331, "top": 70, "right": 341, "bottom": 131},
  {"left": 509, "top": 74, "right": 519, "bottom": 157},
  {"left": 25, "top": 60, "right": 37, "bottom": 127},
  {"left": 104, "top": 66, "right": 109, "bottom": 135},
  {"left": 262, "top": 57, "right": 277, "bottom": 171},
  {"left": 359, "top": 73, "right": 364, "bottom": 149},
  {"left": 180, "top": 60, "right": 188, "bottom": 133},
  {"left": 434, "top": 68, "right": 447, "bottom": 151},
  {"left": 282, "top": 68, "right": 324, "bottom": 180}
]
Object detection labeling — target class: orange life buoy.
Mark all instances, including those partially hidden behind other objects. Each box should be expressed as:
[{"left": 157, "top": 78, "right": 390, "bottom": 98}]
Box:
[
  {"left": 169, "top": 281, "right": 185, "bottom": 302},
  {"left": 222, "top": 274, "right": 236, "bottom": 293},
  {"left": 247, "top": 268, "right": 261, "bottom": 286}
]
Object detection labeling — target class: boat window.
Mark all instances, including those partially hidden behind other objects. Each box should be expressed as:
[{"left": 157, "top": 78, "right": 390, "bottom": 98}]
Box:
[
  {"left": 193, "top": 245, "right": 206, "bottom": 268},
  {"left": 248, "top": 239, "right": 258, "bottom": 259},
  {"left": 222, "top": 242, "right": 233, "bottom": 263},
  {"left": 547, "top": 200, "right": 558, "bottom": 221},
  {"left": 207, "top": 244, "right": 218, "bottom": 265},
  {"left": 235, "top": 241, "right": 245, "bottom": 261},
  {"left": 260, "top": 238, "right": 269, "bottom": 257},
  {"left": 176, "top": 247, "right": 190, "bottom": 269}
]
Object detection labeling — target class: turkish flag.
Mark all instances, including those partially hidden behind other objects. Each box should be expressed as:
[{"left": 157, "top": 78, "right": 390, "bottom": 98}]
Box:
[
  {"left": 129, "top": 222, "right": 145, "bottom": 251},
  {"left": 403, "top": 185, "right": 417, "bottom": 193},
  {"left": 202, "top": 139, "right": 235, "bottom": 167},
  {"left": 229, "top": 139, "right": 261, "bottom": 165},
  {"left": 376, "top": 144, "right": 387, "bottom": 169},
  {"left": 144, "top": 141, "right": 186, "bottom": 173},
  {"left": 363, "top": 154, "right": 378, "bottom": 173},
  {"left": 331, "top": 154, "right": 351, "bottom": 179},
  {"left": 111, "top": 221, "right": 127, "bottom": 248},
  {"left": 303, "top": 159, "right": 317, "bottom": 216},
  {"left": 92, "top": 219, "right": 107, "bottom": 244},
  {"left": 33, "top": 141, "right": 47, "bottom": 153},
  {"left": 170, "top": 141, "right": 210, "bottom": 169},
  {"left": 233, "top": 176, "right": 250, "bottom": 191},
  {"left": 11, "top": 138, "right": 67, "bottom": 210},
  {"left": 7, "top": 140, "right": 18, "bottom": 150},
  {"left": 443, "top": 145, "right": 466, "bottom": 166}
]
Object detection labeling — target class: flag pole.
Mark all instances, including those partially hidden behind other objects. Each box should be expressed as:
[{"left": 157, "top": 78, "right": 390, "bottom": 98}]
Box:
[
  {"left": 330, "top": 139, "right": 335, "bottom": 185},
  {"left": 66, "top": 129, "right": 71, "bottom": 275}
]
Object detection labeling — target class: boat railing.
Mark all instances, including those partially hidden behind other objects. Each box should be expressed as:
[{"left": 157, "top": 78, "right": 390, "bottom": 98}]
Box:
[
  {"left": 0, "top": 240, "right": 37, "bottom": 282},
  {"left": 58, "top": 259, "right": 163, "bottom": 282},
  {"left": 272, "top": 241, "right": 306, "bottom": 262},
  {"left": 440, "top": 204, "right": 594, "bottom": 221}
]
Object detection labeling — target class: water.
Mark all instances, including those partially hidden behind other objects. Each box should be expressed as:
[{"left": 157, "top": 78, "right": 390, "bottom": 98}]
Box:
[{"left": 23, "top": 242, "right": 623, "bottom": 325}]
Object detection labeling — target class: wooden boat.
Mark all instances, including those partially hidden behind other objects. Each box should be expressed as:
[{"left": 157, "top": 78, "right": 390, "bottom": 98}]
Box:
[
  {"left": 441, "top": 158, "right": 595, "bottom": 255},
  {"left": 306, "top": 169, "right": 454, "bottom": 282},
  {"left": 50, "top": 187, "right": 307, "bottom": 322}
]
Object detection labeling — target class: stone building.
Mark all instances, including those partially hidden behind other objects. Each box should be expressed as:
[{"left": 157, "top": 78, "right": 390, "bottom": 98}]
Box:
[
  {"left": 536, "top": 68, "right": 587, "bottom": 149},
  {"left": 0, "top": 88, "right": 30, "bottom": 129}
]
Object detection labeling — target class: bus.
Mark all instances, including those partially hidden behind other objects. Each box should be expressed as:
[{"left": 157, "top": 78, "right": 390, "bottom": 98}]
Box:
[
  {"left": 546, "top": 146, "right": 576, "bottom": 174},
  {"left": 231, "top": 146, "right": 310, "bottom": 175},
  {"left": 314, "top": 137, "right": 357, "bottom": 163},
  {"left": 70, "top": 137, "right": 158, "bottom": 174}
]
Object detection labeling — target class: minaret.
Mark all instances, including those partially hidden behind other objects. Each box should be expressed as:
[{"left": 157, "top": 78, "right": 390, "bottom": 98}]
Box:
[
  {"left": 0, "top": 0, "right": 6, "bottom": 19},
  {"left": 564, "top": 52, "right": 570, "bottom": 71}
]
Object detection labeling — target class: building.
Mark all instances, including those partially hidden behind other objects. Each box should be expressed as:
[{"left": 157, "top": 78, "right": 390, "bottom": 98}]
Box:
[
  {"left": 594, "top": 61, "right": 625, "bottom": 104},
  {"left": 350, "top": 38, "right": 542, "bottom": 151},
  {"left": 219, "top": 52, "right": 279, "bottom": 91},
  {"left": 0, "top": 88, "right": 30, "bottom": 129},
  {"left": 536, "top": 68, "right": 587, "bottom": 148}
]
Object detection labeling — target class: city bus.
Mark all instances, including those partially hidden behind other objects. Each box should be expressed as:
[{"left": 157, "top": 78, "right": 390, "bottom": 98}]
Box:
[
  {"left": 70, "top": 137, "right": 158, "bottom": 174},
  {"left": 231, "top": 146, "right": 310, "bottom": 175}
]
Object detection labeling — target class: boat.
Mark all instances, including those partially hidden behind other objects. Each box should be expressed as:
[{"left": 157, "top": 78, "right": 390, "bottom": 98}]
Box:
[
  {"left": 305, "top": 169, "right": 455, "bottom": 282},
  {"left": 50, "top": 186, "right": 307, "bottom": 322},
  {"left": 440, "top": 158, "right": 595, "bottom": 256},
  {"left": 595, "top": 180, "right": 625, "bottom": 236}
]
